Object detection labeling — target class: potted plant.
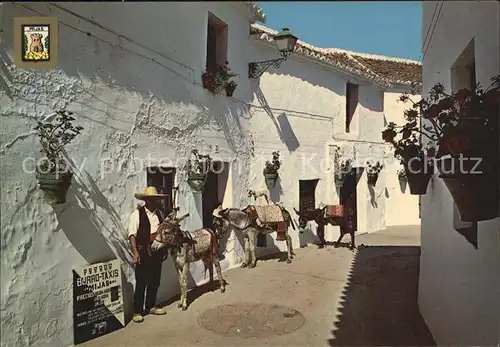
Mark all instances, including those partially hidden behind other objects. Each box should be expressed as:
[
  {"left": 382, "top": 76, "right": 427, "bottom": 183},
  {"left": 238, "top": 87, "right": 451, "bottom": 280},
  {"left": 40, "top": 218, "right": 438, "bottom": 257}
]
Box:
[
  {"left": 263, "top": 151, "right": 281, "bottom": 187},
  {"left": 397, "top": 169, "right": 407, "bottom": 184},
  {"left": 201, "top": 70, "right": 214, "bottom": 91},
  {"left": 34, "top": 110, "right": 84, "bottom": 204},
  {"left": 185, "top": 149, "right": 212, "bottom": 193},
  {"left": 398, "top": 75, "right": 500, "bottom": 221},
  {"left": 382, "top": 121, "right": 434, "bottom": 195},
  {"left": 225, "top": 80, "right": 238, "bottom": 97},
  {"left": 366, "top": 161, "right": 383, "bottom": 186},
  {"left": 334, "top": 159, "right": 352, "bottom": 188}
]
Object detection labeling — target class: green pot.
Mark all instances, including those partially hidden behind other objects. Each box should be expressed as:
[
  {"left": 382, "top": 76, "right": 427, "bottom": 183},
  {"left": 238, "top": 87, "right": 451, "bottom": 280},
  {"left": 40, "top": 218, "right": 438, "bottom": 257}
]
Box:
[
  {"left": 367, "top": 174, "right": 378, "bottom": 186},
  {"left": 36, "top": 171, "right": 73, "bottom": 204},
  {"left": 264, "top": 173, "right": 278, "bottom": 188},
  {"left": 187, "top": 173, "right": 207, "bottom": 193}
]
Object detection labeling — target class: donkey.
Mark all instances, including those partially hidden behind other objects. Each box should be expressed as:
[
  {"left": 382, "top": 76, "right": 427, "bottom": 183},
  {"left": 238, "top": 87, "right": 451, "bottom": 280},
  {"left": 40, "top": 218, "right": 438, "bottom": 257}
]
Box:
[
  {"left": 212, "top": 204, "right": 296, "bottom": 268},
  {"left": 151, "top": 210, "right": 225, "bottom": 311},
  {"left": 294, "top": 207, "right": 355, "bottom": 249}
]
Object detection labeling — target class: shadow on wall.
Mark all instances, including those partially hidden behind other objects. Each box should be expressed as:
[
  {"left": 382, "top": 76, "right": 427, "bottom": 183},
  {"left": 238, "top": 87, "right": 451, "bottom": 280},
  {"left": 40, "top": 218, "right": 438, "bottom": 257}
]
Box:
[
  {"left": 328, "top": 245, "right": 435, "bottom": 346},
  {"left": 52, "top": 172, "right": 135, "bottom": 322},
  {"left": 253, "top": 84, "right": 300, "bottom": 152},
  {"left": 268, "top": 177, "right": 284, "bottom": 203}
]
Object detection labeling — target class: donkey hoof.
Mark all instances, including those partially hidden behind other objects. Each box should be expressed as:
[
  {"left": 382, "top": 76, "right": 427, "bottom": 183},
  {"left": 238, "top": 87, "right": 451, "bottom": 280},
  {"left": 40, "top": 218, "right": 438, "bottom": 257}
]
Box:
[
  {"left": 240, "top": 263, "right": 248, "bottom": 268},
  {"left": 221, "top": 288, "right": 226, "bottom": 293},
  {"left": 286, "top": 259, "right": 292, "bottom": 264},
  {"left": 177, "top": 303, "right": 182, "bottom": 309},
  {"left": 249, "top": 263, "right": 256, "bottom": 269},
  {"left": 182, "top": 306, "right": 187, "bottom": 311}
]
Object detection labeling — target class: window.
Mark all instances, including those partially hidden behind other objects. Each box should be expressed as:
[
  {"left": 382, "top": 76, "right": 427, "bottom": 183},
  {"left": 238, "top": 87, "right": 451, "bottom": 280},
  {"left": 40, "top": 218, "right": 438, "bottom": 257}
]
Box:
[
  {"left": 146, "top": 167, "right": 176, "bottom": 218},
  {"left": 345, "top": 82, "right": 359, "bottom": 133},
  {"left": 206, "top": 12, "right": 228, "bottom": 76}
]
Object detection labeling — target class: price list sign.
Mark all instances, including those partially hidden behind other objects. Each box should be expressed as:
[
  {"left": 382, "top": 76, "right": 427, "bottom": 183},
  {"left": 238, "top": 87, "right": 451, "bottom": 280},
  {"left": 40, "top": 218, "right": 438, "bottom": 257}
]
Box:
[{"left": 73, "top": 259, "right": 125, "bottom": 345}]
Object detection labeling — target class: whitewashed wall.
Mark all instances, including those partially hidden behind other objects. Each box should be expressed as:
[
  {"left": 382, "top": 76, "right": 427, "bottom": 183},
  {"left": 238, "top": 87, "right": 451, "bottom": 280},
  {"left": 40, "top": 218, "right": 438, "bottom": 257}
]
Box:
[
  {"left": 383, "top": 90, "right": 421, "bottom": 227},
  {"left": 419, "top": 1, "right": 500, "bottom": 345},
  {"left": 0, "top": 3, "right": 257, "bottom": 346}
]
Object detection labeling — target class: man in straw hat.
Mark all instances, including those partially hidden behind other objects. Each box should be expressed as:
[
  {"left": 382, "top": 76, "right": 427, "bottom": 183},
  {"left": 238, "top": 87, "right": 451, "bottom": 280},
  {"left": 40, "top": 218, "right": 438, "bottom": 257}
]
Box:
[{"left": 128, "top": 186, "right": 168, "bottom": 323}]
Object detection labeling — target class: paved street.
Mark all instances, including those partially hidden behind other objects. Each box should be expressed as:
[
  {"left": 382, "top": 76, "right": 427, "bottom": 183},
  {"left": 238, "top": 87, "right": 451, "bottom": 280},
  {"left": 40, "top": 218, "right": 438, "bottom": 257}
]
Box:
[{"left": 83, "top": 226, "right": 435, "bottom": 346}]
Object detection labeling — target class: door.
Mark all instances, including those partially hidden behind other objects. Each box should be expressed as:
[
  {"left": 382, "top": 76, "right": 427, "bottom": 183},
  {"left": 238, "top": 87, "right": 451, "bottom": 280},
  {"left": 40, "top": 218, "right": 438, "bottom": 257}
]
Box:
[
  {"left": 202, "top": 162, "right": 221, "bottom": 229},
  {"left": 299, "top": 179, "right": 319, "bottom": 213},
  {"left": 340, "top": 168, "right": 357, "bottom": 233}
]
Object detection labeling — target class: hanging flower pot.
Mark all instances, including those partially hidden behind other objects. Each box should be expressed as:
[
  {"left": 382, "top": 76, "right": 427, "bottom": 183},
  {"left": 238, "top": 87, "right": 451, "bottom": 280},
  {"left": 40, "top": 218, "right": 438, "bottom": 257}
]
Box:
[
  {"left": 334, "top": 175, "right": 345, "bottom": 187},
  {"left": 403, "top": 156, "right": 434, "bottom": 195},
  {"left": 263, "top": 151, "right": 281, "bottom": 188},
  {"left": 187, "top": 173, "right": 207, "bottom": 193},
  {"left": 438, "top": 155, "right": 498, "bottom": 222},
  {"left": 185, "top": 149, "right": 212, "bottom": 193},
  {"left": 225, "top": 81, "right": 237, "bottom": 97},
  {"left": 37, "top": 171, "right": 73, "bottom": 204},
  {"left": 367, "top": 174, "right": 378, "bottom": 186},
  {"left": 202, "top": 71, "right": 214, "bottom": 91},
  {"left": 33, "top": 110, "right": 83, "bottom": 205}
]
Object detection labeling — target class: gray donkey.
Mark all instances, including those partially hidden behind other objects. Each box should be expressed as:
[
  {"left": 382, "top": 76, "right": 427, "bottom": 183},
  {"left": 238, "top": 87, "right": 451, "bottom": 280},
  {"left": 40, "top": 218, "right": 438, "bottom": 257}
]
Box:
[
  {"left": 212, "top": 203, "right": 296, "bottom": 268},
  {"left": 151, "top": 210, "right": 225, "bottom": 311}
]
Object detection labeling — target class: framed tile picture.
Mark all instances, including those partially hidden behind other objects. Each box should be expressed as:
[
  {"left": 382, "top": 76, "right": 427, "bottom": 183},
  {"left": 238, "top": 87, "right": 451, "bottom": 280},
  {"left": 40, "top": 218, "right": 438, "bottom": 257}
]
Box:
[{"left": 13, "top": 17, "right": 58, "bottom": 69}]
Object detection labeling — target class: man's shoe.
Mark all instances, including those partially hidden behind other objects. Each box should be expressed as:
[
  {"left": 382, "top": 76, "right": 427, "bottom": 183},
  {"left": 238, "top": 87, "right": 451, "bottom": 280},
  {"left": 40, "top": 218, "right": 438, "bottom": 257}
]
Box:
[
  {"left": 133, "top": 314, "right": 144, "bottom": 323},
  {"left": 149, "top": 307, "right": 166, "bottom": 315}
]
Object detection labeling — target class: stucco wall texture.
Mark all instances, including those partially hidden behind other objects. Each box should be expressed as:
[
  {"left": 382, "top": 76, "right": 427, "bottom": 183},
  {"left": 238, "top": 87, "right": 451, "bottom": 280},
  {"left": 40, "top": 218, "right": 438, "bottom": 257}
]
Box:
[
  {"left": 419, "top": 1, "right": 500, "bottom": 345},
  {"left": 1, "top": 2, "right": 419, "bottom": 346}
]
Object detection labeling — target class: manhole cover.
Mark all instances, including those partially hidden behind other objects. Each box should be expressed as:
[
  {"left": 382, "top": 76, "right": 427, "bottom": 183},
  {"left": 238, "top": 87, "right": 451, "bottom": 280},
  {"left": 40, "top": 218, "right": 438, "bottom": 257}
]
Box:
[{"left": 199, "top": 302, "right": 305, "bottom": 338}]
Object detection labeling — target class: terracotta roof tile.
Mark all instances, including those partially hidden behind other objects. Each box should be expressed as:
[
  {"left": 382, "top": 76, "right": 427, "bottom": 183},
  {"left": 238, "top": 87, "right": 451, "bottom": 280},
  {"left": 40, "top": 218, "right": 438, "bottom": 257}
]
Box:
[{"left": 250, "top": 24, "right": 422, "bottom": 88}]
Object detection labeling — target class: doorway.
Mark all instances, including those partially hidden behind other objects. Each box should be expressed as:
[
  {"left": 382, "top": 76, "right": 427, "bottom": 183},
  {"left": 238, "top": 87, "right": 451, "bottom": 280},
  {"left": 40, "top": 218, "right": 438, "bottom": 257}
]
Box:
[
  {"left": 202, "top": 161, "right": 229, "bottom": 229},
  {"left": 299, "top": 179, "right": 319, "bottom": 213},
  {"left": 340, "top": 168, "right": 358, "bottom": 234}
]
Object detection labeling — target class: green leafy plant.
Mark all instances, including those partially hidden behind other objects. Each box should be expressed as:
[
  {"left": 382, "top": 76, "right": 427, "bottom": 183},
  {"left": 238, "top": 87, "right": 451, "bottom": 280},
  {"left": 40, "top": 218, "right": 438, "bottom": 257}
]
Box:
[
  {"left": 263, "top": 151, "right": 281, "bottom": 175},
  {"left": 34, "top": 110, "right": 83, "bottom": 174}
]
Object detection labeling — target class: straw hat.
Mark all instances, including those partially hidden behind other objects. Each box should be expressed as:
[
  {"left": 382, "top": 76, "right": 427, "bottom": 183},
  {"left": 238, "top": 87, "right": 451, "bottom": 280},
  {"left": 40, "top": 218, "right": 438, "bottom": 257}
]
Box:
[{"left": 134, "top": 186, "right": 168, "bottom": 200}]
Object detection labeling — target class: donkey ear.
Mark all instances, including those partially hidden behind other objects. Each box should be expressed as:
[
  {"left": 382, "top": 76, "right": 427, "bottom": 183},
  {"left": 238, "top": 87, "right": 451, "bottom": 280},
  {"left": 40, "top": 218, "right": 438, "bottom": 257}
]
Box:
[{"left": 293, "top": 208, "right": 300, "bottom": 215}]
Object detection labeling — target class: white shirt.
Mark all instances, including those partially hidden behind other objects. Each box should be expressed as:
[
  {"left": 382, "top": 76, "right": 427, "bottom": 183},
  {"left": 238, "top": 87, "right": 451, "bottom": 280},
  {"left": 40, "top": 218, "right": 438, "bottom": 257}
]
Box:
[{"left": 127, "top": 207, "right": 162, "bottom": 239}]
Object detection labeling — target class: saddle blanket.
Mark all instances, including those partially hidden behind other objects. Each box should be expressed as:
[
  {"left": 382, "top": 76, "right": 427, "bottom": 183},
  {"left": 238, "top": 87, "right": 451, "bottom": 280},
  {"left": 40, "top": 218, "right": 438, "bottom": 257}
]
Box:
[
  {"left": 253, "top": 205, "right": 284, "bottom": 223},
  {"left": 186, "top": 229, "right": 212, "bottom": 254},
  {"left": 325, "top": 205, "right": 344, "bottom": 218}
]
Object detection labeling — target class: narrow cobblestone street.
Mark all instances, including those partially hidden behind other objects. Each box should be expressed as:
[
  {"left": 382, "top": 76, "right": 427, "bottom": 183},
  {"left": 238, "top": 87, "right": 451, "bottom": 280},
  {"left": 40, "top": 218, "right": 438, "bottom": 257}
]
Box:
[{"left": 82, "top": 226, "right": 435, "bottom": 346}]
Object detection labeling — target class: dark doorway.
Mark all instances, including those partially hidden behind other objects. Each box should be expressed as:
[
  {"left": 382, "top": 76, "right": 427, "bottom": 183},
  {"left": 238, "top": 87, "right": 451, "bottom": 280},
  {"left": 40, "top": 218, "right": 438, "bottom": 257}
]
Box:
[
  {"left": 146, "top": 167, "right": 176, "bottom": 218},
  {"left": 299, "top": 179, "right": 320, "bottom": 213},
  {"left": 340, "top": 168, "right": 358, "bottom": 234},
  {"left": 202, "top": 161, "right": 229, "bottom": 229}
]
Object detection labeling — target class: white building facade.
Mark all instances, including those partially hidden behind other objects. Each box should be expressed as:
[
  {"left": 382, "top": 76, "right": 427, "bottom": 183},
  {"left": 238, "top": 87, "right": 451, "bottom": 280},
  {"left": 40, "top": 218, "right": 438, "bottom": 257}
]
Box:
[
  {"left": 1, "top": 2, "right": 420, "bottom": 346},
  {"left": 419, "top": 1, "right": 500, "bottom": 345}
]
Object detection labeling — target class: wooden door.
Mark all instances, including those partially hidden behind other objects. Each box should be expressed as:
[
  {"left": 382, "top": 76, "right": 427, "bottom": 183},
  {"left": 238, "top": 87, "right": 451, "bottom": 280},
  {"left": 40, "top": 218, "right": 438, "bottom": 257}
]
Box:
[{"left": 340, "top": 169, "right": 357, "bottom": 233}]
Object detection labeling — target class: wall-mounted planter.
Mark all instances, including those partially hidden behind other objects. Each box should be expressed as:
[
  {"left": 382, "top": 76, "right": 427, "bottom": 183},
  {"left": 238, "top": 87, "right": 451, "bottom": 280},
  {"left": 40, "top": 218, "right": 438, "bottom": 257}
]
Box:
[
  {"left": 334, "top": 175, "right": 345, "bottom": 188},
  {"left": 403, "top": 159, "right": 433, "bottom": 195},
  {"left": 225, "top": 84, "right": 236, "bottom": 97},
  {"left": 438, "top": 156, "right": 498, "bottom": 222},
  {"left": 36, "top": 171, "right": 73, "bottom": 204},
  {"left": 187, "top": 173, "right": 207, "bottom": 193},
  {"left": 367, "top": 174, "right": 378, "bottom": 186},
  {"left": 264, "top": 173, "right": 278, "bottom": 188}
]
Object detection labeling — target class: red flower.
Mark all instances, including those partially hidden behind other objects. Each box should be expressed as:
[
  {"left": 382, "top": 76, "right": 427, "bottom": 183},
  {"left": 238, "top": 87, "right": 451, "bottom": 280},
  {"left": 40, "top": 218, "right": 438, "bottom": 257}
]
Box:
[
  {"left": 440, "top": 132, "right": 470, "bottom": 156},
  {"left": 454, "top": 88, "right": 471, "bottom": 103},
  {"left": 382, "top": 129, "right": 397, "bottom": 143}
]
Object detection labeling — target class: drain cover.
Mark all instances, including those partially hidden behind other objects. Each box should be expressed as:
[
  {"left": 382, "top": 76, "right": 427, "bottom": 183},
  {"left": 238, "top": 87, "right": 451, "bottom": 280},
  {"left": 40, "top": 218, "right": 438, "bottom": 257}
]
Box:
[{"left": 198, "top": 302, "right": 305, "bottom": 338}]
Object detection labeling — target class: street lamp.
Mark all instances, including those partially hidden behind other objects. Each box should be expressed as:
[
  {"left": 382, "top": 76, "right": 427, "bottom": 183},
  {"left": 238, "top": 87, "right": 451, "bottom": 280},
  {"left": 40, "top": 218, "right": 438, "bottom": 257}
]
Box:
[{"left": 248, "top": 27, "right": 299, "bottom": 79}]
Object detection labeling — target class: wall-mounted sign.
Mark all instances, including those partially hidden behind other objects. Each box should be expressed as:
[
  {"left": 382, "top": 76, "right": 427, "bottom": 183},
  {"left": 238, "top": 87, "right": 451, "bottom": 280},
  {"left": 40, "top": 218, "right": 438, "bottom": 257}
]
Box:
[
  {"left": 13, "top": 16, "right": 58, "bottom": 69},
  {"left": 73, "top": 259, "right": 124, "bottom": 345}
]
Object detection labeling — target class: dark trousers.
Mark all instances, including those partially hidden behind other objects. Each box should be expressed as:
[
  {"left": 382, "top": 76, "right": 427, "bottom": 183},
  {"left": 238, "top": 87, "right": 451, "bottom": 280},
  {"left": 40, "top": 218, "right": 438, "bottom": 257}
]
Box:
[
  {"left": 317, "top": 223, "right": 326, "bottom": 246},
  {"left": 133, "top": 249, "right": 163, "bottom": 314}
]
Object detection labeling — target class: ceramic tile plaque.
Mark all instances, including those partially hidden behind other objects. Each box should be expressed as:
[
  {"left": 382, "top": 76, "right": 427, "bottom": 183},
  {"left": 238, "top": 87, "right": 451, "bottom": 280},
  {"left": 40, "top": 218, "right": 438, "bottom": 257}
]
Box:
[{"left": 13, "top": 17, "right": 58, "bottom": 69}]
